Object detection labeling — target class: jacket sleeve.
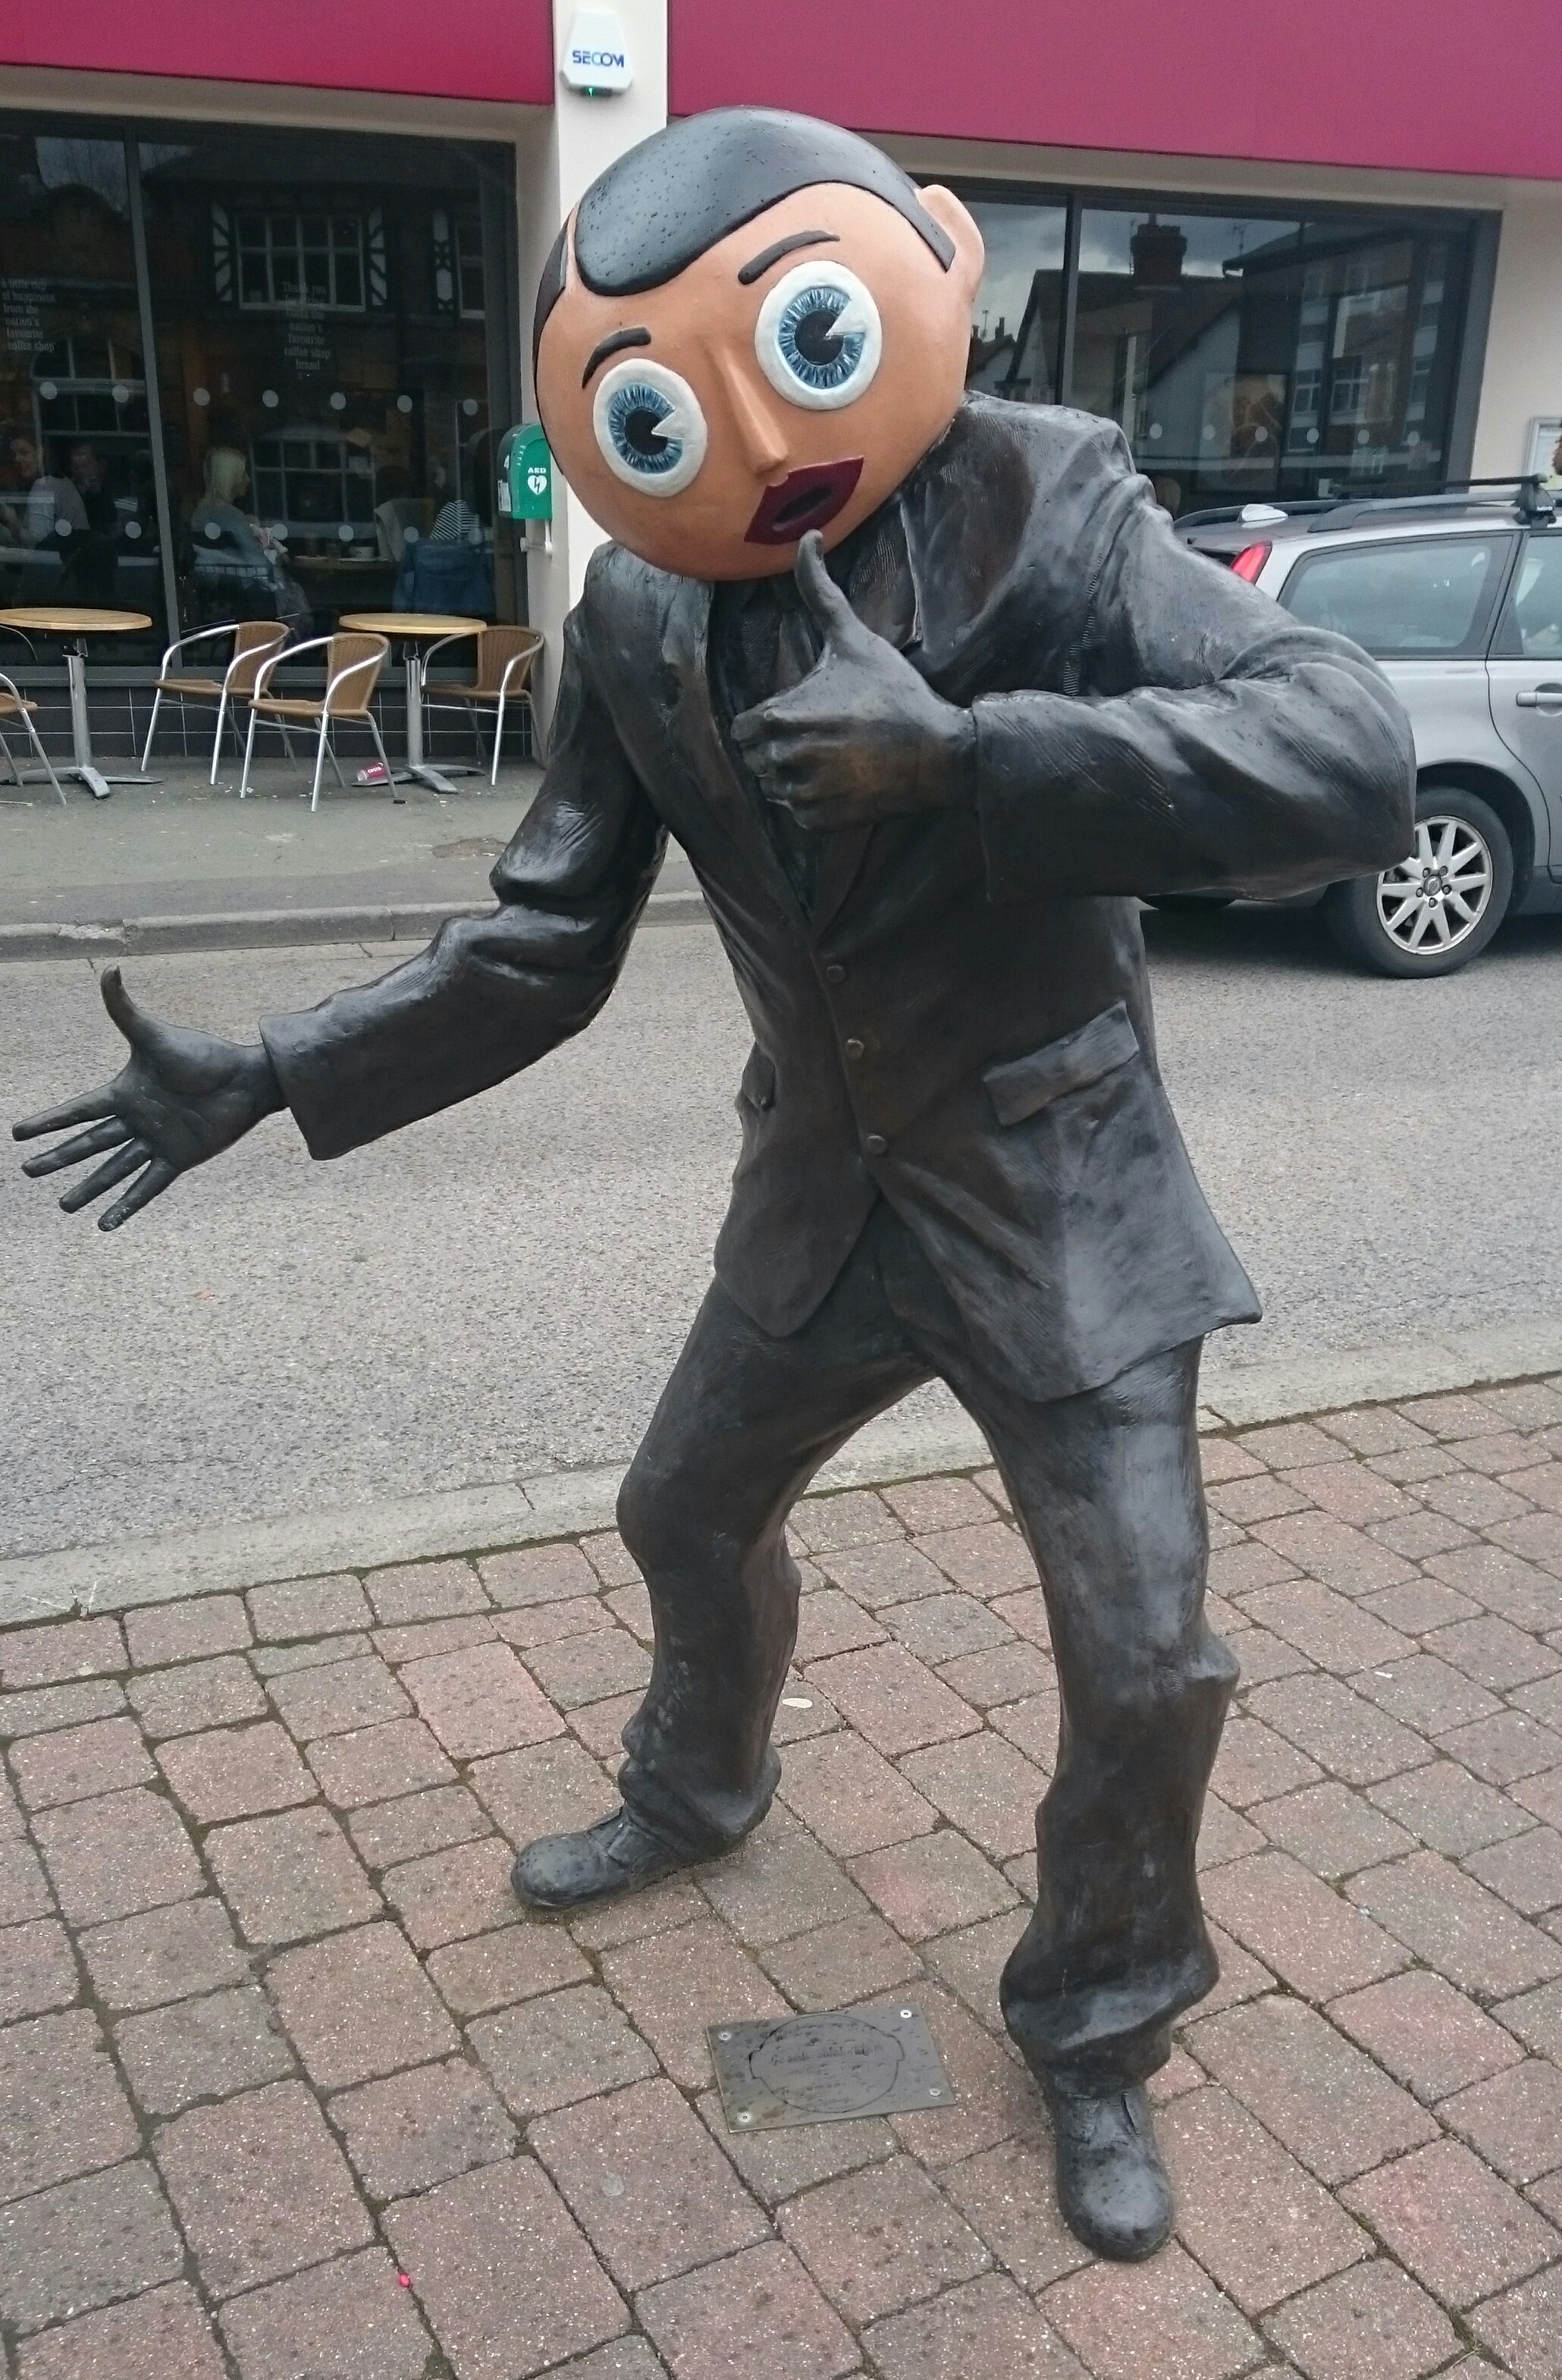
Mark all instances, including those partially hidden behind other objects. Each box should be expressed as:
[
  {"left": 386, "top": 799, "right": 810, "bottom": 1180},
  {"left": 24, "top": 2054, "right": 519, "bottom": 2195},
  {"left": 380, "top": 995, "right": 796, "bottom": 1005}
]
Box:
[
  {"left": 259, "top": 598, "right": 666, "bottom": 1158},
  {"left": 972, "top": 422, "right": 1416, "bottom": 902}
]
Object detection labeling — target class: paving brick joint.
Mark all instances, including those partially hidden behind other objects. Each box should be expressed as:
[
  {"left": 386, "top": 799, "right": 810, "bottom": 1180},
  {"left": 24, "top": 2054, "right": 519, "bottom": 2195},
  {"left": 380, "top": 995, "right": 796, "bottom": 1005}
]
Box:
[{"left": 2, "top": 1377, "right": 1562, "bottom": 2378}]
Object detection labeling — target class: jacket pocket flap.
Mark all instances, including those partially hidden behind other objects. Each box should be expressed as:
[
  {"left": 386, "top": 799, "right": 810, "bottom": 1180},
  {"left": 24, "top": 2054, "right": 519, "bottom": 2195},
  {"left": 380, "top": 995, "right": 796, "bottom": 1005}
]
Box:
[
  {"left": 737, "top": 1047, "right": 776, "bottom": 1112},
  {"left": 983, "top": 1003, "right": 1139, "bottom": 1126}
]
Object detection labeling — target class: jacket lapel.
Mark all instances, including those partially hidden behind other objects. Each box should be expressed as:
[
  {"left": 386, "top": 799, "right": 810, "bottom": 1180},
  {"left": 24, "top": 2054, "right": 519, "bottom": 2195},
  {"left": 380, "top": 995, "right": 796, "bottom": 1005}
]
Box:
[
  {"left": 657, "top": 493, "right": 929, "bottom": 940},
  {"left": 660, "top": 575, "right": 807, "bottom": 916}
]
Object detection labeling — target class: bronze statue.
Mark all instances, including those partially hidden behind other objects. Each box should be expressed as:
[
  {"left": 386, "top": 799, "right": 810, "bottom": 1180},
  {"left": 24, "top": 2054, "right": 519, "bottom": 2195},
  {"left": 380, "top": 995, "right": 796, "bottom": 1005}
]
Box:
[{"left": 14, "top": 111, "right": 1414, "bottom": 2260}]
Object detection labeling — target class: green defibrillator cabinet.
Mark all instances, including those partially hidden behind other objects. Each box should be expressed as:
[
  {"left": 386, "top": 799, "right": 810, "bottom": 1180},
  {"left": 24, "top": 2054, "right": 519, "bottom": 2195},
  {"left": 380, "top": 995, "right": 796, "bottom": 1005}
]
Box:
[{"left": 499, "top": 424, "right": 554, "bottom": 540}]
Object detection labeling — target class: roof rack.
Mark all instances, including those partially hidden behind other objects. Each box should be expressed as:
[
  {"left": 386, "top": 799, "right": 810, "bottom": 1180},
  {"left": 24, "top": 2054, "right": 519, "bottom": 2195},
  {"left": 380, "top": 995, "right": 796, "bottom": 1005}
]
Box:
[{"left": 1176, "top": 476, "right": 1557, "bottom": 535}]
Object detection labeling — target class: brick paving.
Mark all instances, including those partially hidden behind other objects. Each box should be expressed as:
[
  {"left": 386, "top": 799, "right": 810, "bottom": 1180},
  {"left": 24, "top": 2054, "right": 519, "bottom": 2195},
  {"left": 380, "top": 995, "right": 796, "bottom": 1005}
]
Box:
[{"left": 2, "top": 1382, "right": 1562, "bottom": 2377}]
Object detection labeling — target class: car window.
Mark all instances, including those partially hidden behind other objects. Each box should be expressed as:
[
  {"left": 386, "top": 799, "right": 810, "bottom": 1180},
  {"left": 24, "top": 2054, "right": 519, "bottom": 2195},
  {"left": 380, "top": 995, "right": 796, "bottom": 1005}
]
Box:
[
  {"left": 1279, "top": 535, "right": 1511, "bottom": 659},
  {"left": 1492, "top": 533, "right": 1562, "bottom": 660}
]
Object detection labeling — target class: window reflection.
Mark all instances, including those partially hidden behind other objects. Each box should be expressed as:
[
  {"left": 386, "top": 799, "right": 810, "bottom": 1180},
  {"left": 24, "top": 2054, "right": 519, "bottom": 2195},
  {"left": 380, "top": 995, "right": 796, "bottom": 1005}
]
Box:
[
  {"left": 964, "top": 199, "right": 1068, "bottom": 404},
  {"left": 0, "top": 129, "right": 165, "bottom": 648},
  {"left": 140, "top": 126, "right": 503, "bottom": 639},
  {"left": 961, "top": 188, "right": 1474, "bottom": 519}
]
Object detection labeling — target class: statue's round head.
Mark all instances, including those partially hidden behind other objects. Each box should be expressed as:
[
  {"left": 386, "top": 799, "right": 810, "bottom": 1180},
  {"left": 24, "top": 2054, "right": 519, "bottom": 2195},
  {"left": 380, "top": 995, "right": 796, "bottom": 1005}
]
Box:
[{"left": 533, "top": 108, "right": 985, "bottom": 582}]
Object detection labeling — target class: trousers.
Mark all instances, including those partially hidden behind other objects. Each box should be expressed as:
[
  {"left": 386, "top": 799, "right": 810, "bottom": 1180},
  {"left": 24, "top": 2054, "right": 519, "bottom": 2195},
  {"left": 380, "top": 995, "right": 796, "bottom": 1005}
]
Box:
[{"left": 614, "top": 1202, "right": 1238, "bottom": 2089}]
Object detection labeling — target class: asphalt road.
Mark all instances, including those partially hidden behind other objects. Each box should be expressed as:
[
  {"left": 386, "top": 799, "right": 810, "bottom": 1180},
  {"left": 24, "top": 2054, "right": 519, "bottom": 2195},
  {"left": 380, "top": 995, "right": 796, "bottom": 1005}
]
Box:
[{"left": 4, "top": 896, "right": 1560, "bottom": 1558}]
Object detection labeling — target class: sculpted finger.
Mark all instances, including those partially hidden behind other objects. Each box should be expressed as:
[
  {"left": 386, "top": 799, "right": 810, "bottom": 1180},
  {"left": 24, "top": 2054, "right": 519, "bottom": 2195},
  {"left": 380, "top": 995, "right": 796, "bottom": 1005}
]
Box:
[
  {"left": 21, "top": 1118, "right": 133, "bottom": 1177},
  {"left": 12, "top": 1087, "right": 118, "bottom": 1141},
  {"left": 58, "top": 1141, "right": 149, "bottom": 1214},
  {"left": 99, "top": 1157, "right": 177, "bottom": 1233},
  {"left": 729, "top": 701, "right": 783, "bottom": 750},
  {"left": 792, "top": 531, "right": 863, "bottom": 647}
]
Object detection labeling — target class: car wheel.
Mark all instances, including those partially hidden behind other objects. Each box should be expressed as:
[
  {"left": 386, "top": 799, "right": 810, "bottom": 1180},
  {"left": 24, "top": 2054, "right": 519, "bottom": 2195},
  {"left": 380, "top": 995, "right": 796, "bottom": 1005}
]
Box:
[{"left": 1322, "top": 787, "right": 1513, "bottom": 978}]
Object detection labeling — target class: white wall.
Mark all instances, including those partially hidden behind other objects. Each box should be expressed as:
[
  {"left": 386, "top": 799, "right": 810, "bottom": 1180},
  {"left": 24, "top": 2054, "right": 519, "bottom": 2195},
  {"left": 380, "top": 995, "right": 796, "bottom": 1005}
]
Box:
[
  {"left": 518, "top": 0, "right": 668, "bottom": 727},
  {"left": 1472, "top": 182, "right": 1562, "bottom": 479}
]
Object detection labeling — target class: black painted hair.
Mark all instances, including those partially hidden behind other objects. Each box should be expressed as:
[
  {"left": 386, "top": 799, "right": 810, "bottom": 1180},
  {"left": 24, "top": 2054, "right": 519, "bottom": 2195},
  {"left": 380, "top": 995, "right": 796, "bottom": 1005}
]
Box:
[{"left": 532, "top": 108, "right": 954, "bottom": 378}]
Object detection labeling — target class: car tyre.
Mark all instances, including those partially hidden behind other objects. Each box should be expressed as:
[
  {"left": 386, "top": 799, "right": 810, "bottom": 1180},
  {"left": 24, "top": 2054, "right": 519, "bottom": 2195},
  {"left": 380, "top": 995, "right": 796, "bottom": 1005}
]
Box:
[{"left": 1322, "top": 786, "right": 1513, "bottom": 979}]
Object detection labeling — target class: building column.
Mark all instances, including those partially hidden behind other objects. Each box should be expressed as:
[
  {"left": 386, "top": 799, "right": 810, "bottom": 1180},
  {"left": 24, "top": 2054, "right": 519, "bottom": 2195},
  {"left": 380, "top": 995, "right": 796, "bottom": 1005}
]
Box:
[
  {"left": 1470, "top": 183, "right": 1562, "bottom": 482},
  {"left": 516, "top": 0, "right": 668, "bottom": 729}
]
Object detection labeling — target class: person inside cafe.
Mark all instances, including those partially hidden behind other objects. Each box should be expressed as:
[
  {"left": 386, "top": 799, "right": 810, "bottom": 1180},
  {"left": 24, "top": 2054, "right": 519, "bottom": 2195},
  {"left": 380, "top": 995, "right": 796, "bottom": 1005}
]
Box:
[
  {"left": 188, "top": 444, "right": 309, "bottom": 633},
  {"left": 0, "top": 425, "right": 89, "bottom": 552},
  {"left": 59, "top": 438, "right": 121, "bottom": 604}
]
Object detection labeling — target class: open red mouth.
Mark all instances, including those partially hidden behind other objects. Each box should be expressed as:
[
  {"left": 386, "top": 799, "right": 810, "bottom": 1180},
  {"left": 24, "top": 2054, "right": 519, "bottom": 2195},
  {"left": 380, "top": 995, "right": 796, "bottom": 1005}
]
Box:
[{"left": 745, "top": 459, "right": 863, "bottom": 547}]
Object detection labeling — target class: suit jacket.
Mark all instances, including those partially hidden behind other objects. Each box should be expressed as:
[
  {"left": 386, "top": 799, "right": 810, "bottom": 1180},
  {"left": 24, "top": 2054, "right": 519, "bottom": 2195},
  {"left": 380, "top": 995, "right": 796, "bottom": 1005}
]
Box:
[{"left": 261, "top": 399, "right": 1414, "bottom": 1402}]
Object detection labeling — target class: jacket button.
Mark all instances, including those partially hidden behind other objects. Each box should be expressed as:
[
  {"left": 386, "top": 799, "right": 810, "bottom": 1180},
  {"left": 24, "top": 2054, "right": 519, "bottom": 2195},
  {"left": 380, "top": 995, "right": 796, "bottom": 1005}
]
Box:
[
  {"left": 825, "top": 962, "right": 846, "bottom": 984},
  {"left": 843, "top": 1037, "right": 864, "bottom": 1060},
  {"left": 864, "top": 1133, "right": 887, "bottom": 1157}
]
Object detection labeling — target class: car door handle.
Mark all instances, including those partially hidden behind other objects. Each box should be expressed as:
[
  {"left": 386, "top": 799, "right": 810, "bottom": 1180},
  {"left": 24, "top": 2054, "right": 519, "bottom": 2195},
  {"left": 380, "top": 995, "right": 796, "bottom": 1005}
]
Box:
[{"left": 1515, "top": 683, "right": 1562, "bottom": 709}]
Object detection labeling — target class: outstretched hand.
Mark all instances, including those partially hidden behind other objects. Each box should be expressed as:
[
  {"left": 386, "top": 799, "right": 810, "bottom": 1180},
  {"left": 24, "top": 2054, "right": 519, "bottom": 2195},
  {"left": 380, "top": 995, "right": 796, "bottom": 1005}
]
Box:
[
  {"left": 730, "top": 531, "right": 976, "bottom": 830},
  {"left": 12, "top": 966, "right": 284, "bottom": 1230}
]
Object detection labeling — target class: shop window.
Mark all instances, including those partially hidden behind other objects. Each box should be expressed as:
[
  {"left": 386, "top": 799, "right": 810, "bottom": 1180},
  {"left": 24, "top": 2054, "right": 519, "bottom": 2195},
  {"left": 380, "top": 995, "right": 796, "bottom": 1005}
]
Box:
[
  {"left": 958, "top": 183, "right": 1479, "bottom": 517},
  {"left": 139, "top": 125, "right": 508, "bottom": 638},
  {"left": 0, "top": 124, "right": 166, "bottom": 647}
]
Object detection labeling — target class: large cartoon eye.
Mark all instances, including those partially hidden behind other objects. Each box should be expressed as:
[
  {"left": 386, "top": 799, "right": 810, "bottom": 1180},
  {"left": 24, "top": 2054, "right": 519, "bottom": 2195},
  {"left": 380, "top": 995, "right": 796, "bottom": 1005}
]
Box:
[
  {"left": 754, "top": 262, "right": 883, "bottom": 411},
  {"left": 591, "top": 359, "right": 707, "bottom": 496}
]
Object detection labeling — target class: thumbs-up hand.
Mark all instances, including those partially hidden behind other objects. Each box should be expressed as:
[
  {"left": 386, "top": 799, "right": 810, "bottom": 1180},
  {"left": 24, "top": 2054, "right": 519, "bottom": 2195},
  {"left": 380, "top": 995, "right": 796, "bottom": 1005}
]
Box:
[{"left": 730, "top": 532, "right": 976, "bottom": 830}]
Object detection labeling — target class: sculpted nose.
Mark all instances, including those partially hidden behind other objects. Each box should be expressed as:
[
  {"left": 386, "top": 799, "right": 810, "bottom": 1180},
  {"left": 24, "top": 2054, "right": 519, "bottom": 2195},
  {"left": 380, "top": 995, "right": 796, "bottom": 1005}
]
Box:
[{"left": 714, "top": 355, "right": 791, "bottom": 480}]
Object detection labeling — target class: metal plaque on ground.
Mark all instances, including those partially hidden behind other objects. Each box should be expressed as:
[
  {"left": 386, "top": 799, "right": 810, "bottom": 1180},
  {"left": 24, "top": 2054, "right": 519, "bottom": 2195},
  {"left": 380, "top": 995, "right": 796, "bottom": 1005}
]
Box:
[{"left": 707, "top": 2004, "right": 955, "bottom": 2130}]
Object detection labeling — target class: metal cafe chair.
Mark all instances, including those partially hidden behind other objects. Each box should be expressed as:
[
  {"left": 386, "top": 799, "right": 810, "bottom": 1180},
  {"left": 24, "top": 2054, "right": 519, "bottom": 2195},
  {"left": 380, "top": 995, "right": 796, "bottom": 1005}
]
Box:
[
  {"left": 141, "top": 620, "right": 291, "bottom": 783},
  {"left": 0, "top": 669, "right": 65, "bottom": 805},
  {"left": 420, "top": 623, "right": 546, "bottom": 782},
  {"left": 240, "top": 632, "right": 392, "bottom": 812}
]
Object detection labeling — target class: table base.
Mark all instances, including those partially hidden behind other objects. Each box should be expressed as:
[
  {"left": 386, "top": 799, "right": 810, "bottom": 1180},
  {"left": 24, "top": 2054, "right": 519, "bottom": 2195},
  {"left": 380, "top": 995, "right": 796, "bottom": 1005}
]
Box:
[
  {"left": 390, "top": 760, "right": 478, "bottom": 795},
  {"left": 14, "top": 765, "right": 161, "bottom": 802}
]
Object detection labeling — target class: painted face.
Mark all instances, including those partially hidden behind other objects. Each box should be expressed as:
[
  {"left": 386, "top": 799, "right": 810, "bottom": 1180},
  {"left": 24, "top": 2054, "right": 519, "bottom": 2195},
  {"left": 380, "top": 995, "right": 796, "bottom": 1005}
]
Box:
[{"left": 535, "top": 181, "right": 985, "bottom": 582}]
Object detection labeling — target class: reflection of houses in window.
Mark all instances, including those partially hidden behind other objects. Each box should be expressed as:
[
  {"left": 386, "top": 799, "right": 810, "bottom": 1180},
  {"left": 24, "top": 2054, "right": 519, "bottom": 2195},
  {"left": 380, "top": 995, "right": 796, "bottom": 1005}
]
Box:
[
  {"left": 1239, "top": 229, "right": 1419, "bottom": 469},
  {"left": 211, "top": 201, "right": 389, "bottom": 311},
  {"left": 31, "top": 333, "right": 147, "bottom": 445},
  {"left": 431, "top": 212, "right": 487, "bottom": 319},
  {"left": 967, "top": 274, "right": 1060, "bottom": 403},
  {"left": 1404, "top": 243, "right": 1448, "bottom": 449},
  {"left": 456, "top": 218, "right": 485, "bottom": 319},
  {"left": 249, "top": 427, "right": 376, "bottom": 545}
]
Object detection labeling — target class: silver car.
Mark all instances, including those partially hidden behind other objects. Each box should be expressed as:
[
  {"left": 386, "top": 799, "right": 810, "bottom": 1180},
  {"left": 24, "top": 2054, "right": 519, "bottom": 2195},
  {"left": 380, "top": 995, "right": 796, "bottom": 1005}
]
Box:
[{"left": 1178, "top": 485, "right": 1562, "bottom": 975}]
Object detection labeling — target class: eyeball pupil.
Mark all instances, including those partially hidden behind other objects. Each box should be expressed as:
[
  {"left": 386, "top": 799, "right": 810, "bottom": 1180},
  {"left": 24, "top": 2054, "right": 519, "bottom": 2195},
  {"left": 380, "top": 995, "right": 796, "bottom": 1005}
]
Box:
[
  {"left": 793, "top": 302, "right": 845, "bottom": 369},
  {"left": 623, "top": 406, "right": 669, "bottom": 459},
  {"left": 607, "top": 381, "right": 681, "bottom": 476},
  {"left": 777, "top": 286, "right": 864, "bottom": 393}
]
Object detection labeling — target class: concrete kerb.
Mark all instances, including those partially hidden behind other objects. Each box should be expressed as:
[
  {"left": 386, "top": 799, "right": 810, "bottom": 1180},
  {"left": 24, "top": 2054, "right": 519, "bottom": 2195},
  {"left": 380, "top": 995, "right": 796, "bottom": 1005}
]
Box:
[
  {"left": 5, "top": 1316, "right": 1562, "bottom": 1630},
  {"left": 0, "top": 884, "right": 709, "bottom": 964}
]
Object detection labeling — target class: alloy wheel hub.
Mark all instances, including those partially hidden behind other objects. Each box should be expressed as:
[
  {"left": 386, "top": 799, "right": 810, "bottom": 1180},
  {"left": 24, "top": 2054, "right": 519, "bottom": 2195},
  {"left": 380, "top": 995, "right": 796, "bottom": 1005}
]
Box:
[{"left": 1378, "top": 816, "right": 1493, "bottom": 953}]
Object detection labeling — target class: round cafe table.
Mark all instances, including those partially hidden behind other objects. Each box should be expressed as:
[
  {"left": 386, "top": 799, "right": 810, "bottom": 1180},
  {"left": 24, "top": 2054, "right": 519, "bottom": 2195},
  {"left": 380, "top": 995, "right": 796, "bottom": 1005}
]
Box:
[
  {"left": 0, "top": 607, "right": 157, "bottom": 800},
  {"left": 339, "top": 611, "right": 483, "bottom": 795}
]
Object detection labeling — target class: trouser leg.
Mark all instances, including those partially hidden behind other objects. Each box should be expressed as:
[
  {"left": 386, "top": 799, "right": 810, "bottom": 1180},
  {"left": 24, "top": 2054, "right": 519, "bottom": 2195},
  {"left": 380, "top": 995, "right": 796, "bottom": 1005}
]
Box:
[
  {"left": 933, "top": 1329, "right": 1235, "bottom": 2090},
  {"left": 998, "top": 1346, "right": 1234, "bottom": 2086},
  {"left": 615, "top": 1232, "right": 927, "bottom": 1858}
]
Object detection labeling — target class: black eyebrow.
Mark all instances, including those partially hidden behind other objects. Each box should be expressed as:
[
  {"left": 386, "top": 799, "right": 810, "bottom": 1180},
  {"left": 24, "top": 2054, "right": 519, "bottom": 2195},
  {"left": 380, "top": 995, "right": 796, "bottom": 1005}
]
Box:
[
  {"left": 736, "top": 229, "right": 840, "bottom": 287},
  {"left": 581, "top": 325, "right": 652, "bottom": 388}
]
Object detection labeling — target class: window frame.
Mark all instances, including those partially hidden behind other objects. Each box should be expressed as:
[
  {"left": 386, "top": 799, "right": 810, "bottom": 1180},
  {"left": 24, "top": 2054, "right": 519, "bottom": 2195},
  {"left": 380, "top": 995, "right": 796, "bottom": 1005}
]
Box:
[{"left": 939, "top": 174, "right": 1491, "bottom": 506}]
